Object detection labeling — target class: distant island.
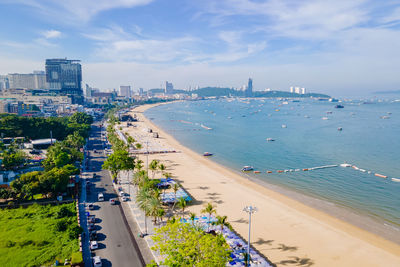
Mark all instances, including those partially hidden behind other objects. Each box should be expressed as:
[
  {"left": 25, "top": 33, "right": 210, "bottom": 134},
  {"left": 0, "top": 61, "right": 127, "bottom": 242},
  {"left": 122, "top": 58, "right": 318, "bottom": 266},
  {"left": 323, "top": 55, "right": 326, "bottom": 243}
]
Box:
[
  {"left": 148, "top": 87, "right": 331, "bottom": 98},
  {"left": 373, "top": 90, "right": 400, "bottom": 94}
]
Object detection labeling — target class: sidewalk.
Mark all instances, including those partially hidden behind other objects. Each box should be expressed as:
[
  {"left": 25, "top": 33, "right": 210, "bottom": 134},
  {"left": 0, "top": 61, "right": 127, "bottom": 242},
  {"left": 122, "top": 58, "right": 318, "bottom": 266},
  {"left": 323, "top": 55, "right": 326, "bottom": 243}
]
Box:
[{"left": 116, "top": 170, "right": 165, "bottom": 265}]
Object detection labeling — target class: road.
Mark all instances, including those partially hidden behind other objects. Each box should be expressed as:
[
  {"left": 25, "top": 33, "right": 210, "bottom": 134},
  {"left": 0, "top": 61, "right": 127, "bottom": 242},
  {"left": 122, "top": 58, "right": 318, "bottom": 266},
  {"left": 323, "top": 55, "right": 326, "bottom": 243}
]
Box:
[{"left": 81, "top": 122, "right": 145, "bottom": 267}]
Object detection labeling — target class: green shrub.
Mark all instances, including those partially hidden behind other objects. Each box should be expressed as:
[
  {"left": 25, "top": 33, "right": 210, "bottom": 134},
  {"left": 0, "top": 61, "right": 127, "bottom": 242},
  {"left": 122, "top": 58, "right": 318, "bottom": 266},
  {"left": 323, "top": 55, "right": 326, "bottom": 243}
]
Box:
[
  {"left": 55, "top": 219, "right": 68, "bottom": 232},
  {"left": 56, "top": 206, "right": 73, "bottom": 219},
  {"left": 67, "top": 225, "right": 83, "bottom": 240},
  {"left": 71, "top": 251, "right": 83, "bottom": 265}
]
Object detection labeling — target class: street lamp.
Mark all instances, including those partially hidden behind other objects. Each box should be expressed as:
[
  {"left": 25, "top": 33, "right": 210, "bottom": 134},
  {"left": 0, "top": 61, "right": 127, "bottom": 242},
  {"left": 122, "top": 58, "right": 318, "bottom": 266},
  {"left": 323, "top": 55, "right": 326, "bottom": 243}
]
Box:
[{"left": 243, "top": 205, "right": 257, "bottom": 266}]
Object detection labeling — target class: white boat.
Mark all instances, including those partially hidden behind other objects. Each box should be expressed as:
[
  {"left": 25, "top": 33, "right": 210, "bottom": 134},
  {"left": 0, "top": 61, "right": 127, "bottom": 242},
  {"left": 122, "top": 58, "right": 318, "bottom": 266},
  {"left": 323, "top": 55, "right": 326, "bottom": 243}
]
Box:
[
  {"left": 340, "top": 163, "right": 351, "bottom": 167},
  {"left": 391, "top": 178, "right": 400, "bottom": 182},
  {"left": 266, "top": 138, "right": 275, "bottom": 141},
  {"left": 281, "top": 124, "right": 287, "bottom": 128},
  {"left": 322, "top": 117, "right": 329, "bottom": 120},
  {"left": 242, "top": 166, "right": 254, "bottom": 171},
  {"left": 203, "top": 152, "right": 213, "bottom": 156}
]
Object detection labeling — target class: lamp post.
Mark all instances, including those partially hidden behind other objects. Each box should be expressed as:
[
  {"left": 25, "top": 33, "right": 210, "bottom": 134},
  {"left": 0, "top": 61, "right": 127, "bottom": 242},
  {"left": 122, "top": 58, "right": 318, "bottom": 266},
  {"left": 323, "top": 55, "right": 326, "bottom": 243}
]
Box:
[{"left": 243, "top": 205, "right": 257, "bottom": 266}]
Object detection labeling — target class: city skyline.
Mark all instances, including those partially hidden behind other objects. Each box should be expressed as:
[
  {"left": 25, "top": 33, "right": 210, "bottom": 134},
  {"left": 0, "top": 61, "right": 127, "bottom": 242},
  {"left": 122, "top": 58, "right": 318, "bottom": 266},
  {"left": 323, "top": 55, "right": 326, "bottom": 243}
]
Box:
[{"left": 0, "top": 0, "right": 399, "bottom": 96}]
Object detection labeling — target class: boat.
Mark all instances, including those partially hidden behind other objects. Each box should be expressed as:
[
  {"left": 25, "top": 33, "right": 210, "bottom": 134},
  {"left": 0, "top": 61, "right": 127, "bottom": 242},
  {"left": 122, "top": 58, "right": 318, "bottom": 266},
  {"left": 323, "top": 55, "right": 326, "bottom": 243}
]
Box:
[
  {"left": 340, "top": 163, "right": 351, "bottom": 167},
  {"left": 335, "top": 105, "right": 344, "bottom": 108},
  {"left": 201, "top": 124, "right": 213, "bottom": 130},
  {"left": 281, "top": 124, "right": 287, "bottom": 128},
  {"left": 322, "top": 117, "right": 329, "bottom": 120},
  {"left": 266, "top": 171, "right": 272, "bottom": 173},
  {"left": 303, "top": 168, "right": 308, "bottom": 171},
  {"left": 242, "top": 166, "right": 254, "bottom": 171},
  {"left": 380, "top": 116, "right": 390, "bottom": 119},
  {"left": 338, "top": 127, "right": 343, "bottom": 131},
  {"left": 254, "top": 171, "right": 261, "bottom": 174},
  {"left": 266, "top": 138, "right": 275, "bottom": 142},
  {"left": 375, "top": 173, "right": 387, "bottom": 178},
  {"left": 203, "top": 152, "right": 213, "bottom": 157},
  {"left": 391, "top": 178, "right": 400, "bottom": 182}
]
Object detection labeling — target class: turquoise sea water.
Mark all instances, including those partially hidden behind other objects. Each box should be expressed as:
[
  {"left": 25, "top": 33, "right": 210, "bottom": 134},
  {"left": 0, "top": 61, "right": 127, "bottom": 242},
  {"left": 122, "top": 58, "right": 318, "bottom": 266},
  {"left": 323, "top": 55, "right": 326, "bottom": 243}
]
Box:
[{"left": 145, "top": 98, "right": 400, "bottom": 227}]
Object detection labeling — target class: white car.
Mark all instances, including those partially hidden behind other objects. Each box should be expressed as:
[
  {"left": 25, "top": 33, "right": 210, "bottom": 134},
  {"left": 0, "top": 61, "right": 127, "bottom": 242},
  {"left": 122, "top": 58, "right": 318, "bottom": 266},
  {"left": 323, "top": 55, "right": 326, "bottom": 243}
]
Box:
[
  {"left": 93, "top": 256, "right": 102, "bottom": 267},
  {"left": 90, "top": 241, "right": 98, "bottom": 250},
  {"left": 119, "top": 191, "right": 125, "bottom": 197},
  {"left": 122, "top": 196, "right": 129, "bottom": 202}
]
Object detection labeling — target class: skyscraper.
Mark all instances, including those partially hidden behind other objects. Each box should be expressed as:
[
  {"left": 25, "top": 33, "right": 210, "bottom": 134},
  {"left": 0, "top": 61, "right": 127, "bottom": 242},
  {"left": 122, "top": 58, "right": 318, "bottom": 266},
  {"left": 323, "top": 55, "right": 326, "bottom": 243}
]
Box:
[
  {"left": 165, "top": 81, "right": 174, "bottom": 94},
  {"left": 45, "top": 58, "right": 82, "bottom": 103},
  {"left": 119, "top": 85, "right": 132, "bottom": 98},
  {"left": 7, "top": 72, "right": 46, "bottom": 89},
  {"left": 245, "top": 78, "right": 253, "bottom": 97}
]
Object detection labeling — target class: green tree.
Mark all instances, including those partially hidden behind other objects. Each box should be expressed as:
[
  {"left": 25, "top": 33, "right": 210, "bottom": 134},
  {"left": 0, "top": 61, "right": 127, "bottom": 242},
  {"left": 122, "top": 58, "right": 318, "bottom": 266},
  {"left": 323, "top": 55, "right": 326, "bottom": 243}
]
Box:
[
  {"left": 189, "top": 212, "right": 197, "bottom": 227},
  {"left": 151, "top": 221, "right": 231, "bottom": 266},
  {"left": 201, "top": 202, "right": 217, "bottom": 232},
  {"left": 212, "top": 215, "right": 232, "bottom": 233},
  {"left": 149, "top": 159, "right": 159, "bottom": 179},
  {"left": 2, "top": 150, "right": 26, "bottom": 170},
  {"left": 102, "top": 149, "right": 135, "bottom": 184},
  {"left": 68, "top": 112, "right": 93, "bottom": 125},
  {"left": 177, "top": 197, "right": 187, "bottom": 219},
  {"left": 158, "top": 163, "right": 166, "bottom": 177}
]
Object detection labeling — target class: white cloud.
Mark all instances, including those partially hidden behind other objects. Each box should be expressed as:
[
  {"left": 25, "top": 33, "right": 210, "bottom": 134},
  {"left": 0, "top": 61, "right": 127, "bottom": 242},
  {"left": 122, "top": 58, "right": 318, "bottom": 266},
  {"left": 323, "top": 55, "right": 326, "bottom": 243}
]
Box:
[
  {"left": 42, "top": 30, "right": 61, "bottom": 39},
  {"left": 8, "top": 0, "right": 154, "bottom": 23}
]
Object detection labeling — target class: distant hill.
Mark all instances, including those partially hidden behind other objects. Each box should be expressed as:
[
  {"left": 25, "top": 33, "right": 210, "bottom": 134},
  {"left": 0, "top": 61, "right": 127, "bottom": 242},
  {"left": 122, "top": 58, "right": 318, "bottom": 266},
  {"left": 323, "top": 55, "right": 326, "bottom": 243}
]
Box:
[
  {"left": 148, "top": 87, "right": 330, "bottom": 98},
  {"left": 374, "top": 90, "right": 400, "bottom": 94}
]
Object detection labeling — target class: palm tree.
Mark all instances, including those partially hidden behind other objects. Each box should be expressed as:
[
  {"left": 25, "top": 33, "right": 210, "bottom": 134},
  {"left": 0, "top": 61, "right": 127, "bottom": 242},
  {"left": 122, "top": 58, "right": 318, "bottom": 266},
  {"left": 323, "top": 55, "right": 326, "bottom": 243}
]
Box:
[
  {"left": 201, "top": 202, "right": 217, "bottom": 232},
  {"left": 136, "top": 187, "right": 153, "bottom": 234},
  {"left": 157, "top": 208, "right": 165, "bottom": 226},
  {"left": 177, "top": 197, "right": 187, "bottom": 219},
  {"left": 135, "top": 159, "right": 144, "bottom": 171},
  {"left": 242, "top": 252, "right": 252, "bottom": 267},
  {"left": 149, "top": 159, "right": 159, "bottom": 179},
  {"left": 212, "top": 215, "right": 232, "bottom": 233},
  {"left": 189, "top": 212, "right": 196, "bottom": 227},
  {"left": 171, "top": 183, "right": 180, "bottom": 212},
  {"left": 148, "top": 197, "right": 162, "bottom": 224},
  {"left": 158, "top": 163, "right": 166, "bottom": 177},
  {"left": 135, "top": 143, "right": 142, "bottom": 150}
]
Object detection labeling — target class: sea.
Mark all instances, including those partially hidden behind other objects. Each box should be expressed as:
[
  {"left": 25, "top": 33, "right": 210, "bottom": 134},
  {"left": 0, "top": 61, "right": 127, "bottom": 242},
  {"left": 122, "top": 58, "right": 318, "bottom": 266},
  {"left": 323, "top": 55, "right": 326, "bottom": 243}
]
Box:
[{"left": 144, "top": 98, "right": 400, "bottom": 232}]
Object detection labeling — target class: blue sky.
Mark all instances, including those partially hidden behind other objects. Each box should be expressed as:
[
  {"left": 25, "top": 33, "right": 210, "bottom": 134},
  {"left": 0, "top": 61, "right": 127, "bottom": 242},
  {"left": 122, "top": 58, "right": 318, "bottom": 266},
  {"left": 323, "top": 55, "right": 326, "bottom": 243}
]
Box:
[{"left": 0, "top": 0, "right": 399, "bottom": 96}]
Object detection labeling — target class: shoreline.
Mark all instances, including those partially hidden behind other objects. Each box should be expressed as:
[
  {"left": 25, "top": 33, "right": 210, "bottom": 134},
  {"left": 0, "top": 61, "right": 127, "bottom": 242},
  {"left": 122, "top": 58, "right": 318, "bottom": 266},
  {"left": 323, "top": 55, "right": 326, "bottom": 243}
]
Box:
[{"left": 128, "top": 102, "right": 400, "bottom": 266}]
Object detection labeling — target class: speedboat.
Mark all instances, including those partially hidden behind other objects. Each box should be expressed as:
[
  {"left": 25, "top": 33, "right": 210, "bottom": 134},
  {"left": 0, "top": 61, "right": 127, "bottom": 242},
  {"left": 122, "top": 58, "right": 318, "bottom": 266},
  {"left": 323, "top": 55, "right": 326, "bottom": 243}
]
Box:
[
  {"left": 266, "top": 138, "right": 275, "bottom": 141},
  {"left": 335, "top": 105, "right": 344, "bottom": 108},
  {"left": 281, "top": 124, "right": 287, "bottom": 128},
  {"left": 242, "top": 166, "right": 254, "bottom": 171},
  {"left": 338, "top": 127, "right": 343, "bottom": 131},
  {"left": 203, "top": 152, "right": 213, "bottom": 156}
]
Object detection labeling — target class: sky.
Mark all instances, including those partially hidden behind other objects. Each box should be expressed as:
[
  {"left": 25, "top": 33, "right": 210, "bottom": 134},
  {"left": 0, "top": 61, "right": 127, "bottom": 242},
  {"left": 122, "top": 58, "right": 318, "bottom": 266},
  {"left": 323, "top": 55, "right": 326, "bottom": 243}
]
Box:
[{"left": 0, "top": 0, "right": 399, "bottom": 97}]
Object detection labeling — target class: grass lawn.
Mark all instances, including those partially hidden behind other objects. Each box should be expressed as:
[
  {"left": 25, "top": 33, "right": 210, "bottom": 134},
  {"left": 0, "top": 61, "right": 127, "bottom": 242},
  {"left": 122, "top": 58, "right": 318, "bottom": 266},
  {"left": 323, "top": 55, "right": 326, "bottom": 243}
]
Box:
[{"left": 0, "top": 203, "right": 81, "bottom": 267}]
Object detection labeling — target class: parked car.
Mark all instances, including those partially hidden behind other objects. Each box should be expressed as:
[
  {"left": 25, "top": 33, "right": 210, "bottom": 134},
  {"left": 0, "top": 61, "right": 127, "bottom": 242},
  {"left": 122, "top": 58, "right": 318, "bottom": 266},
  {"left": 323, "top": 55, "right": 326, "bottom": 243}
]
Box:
[
  {"left": 93, "top": 256, "right": 102, "bottom": 267},
  {"left": 119, "top": 191, "right": 125, "bottom": 197},
  {"left": 87, "top": 215, "right": 96, "bottom": 223},
  {"left": 88, "top": 225, "right": 95, "bottom": 231},
  {"left": 90, "top": 241, "right": 98, "bottom": 250},
  {"left": 90, "top": 232, "right": 97, "bottom": 241},
  {"left": 122, "top": 196, "right": 129, "bottom": 202},
  {"left": 98, "top": 193, "right": 104, "bottom": 202},
  {"left": 109, "top": 198, "right": 116, "bottom": 205},
  {"left": 87, "top": 203, "right": 94, "bottom": 210}
]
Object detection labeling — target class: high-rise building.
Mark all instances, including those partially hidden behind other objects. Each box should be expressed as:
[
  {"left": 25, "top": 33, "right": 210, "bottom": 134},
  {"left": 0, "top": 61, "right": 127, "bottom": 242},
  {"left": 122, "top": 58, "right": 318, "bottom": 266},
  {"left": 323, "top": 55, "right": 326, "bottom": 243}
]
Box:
[
  {"left": 165, "top": 81, "right": 174, "bottom": 94},
  {"left": 85, "top": 84, "right": 92, "bottom": 98},
  {"left": 139, "top": 88, "right": 144, "bottom": 96},
  {"left": 0, "top": 75, "right": 9, "bottom": 90},
  {"left": 290, "top": 86, "right": 306, "bottom": 94},
  {"left": 119, "top": 85, "right": 132, "bottom": 98},
  {"left": 7, "top": 72, "right": 46, "bottom": 89},
  {"left": 245, "top": 78, "right": 253, "bottom": 97},
  {"left": 45, "top": 58, "right": 82, "bottom": 103}
]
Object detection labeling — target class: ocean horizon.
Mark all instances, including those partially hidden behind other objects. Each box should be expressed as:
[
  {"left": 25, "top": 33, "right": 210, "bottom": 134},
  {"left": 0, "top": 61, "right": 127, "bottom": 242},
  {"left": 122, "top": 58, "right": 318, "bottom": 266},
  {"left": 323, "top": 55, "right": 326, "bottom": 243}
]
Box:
[{"left": 144, "top": 98, "right": 400, "bottom": 233}]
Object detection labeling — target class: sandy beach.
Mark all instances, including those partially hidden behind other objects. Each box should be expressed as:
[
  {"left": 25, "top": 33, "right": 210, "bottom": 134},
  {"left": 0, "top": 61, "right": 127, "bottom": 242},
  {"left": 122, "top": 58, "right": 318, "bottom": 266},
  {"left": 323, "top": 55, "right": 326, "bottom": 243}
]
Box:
[{"left": 124, "top": 103, "right": 400, "bottom": 267}]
